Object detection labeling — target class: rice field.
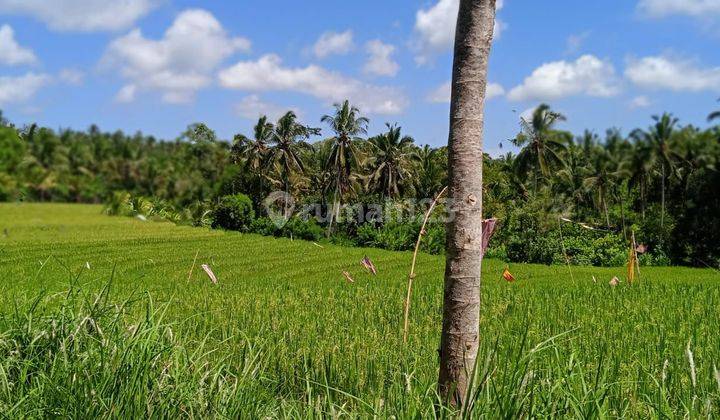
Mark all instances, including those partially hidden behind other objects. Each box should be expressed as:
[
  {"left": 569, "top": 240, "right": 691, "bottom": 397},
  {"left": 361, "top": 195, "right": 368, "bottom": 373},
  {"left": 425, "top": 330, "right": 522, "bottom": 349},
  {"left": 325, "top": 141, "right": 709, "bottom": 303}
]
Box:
[{"left": 0, "top": 203, "right": 719, "bottom": 418}]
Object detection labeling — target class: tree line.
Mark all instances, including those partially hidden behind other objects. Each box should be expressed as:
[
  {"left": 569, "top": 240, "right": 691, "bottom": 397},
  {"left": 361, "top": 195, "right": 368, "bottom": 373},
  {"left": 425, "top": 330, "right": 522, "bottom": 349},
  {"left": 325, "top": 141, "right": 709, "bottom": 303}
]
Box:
[{"left": 1, "top": 101, "right": 719, "bottom": 267}]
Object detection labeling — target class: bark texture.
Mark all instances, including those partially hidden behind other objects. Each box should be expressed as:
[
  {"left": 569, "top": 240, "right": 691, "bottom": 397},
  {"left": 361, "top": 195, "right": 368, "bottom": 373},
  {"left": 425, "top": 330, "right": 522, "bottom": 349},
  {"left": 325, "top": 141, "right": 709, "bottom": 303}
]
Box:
[{"left": 438, "top": 0, "right": 496, "bottom": 407}]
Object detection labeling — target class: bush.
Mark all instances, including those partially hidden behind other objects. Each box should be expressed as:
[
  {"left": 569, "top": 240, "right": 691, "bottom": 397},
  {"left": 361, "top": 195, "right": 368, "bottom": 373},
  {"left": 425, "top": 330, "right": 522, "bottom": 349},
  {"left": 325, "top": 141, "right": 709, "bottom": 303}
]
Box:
[
  {"left": 281, "top": 217, "right": 324, "bottom": 241},
  {"left": 104, "top": 191, "right": 133, "bottom": 216},
  {"left": 249, "top": 216, "right": 324, "bottom": 242},
  {"left": 357, "top": 221, "right": 417, "bottom": 252},
  {"left": 212, "top": 194, "right": 255, "bottom": 232}
]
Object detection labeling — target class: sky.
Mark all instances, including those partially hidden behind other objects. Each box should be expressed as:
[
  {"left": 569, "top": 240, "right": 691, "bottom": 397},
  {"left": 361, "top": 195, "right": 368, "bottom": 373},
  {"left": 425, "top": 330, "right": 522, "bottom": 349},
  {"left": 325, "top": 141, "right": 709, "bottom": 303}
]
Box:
[{"left": 1, "top": 0, "right": 719, "bottom": 155}]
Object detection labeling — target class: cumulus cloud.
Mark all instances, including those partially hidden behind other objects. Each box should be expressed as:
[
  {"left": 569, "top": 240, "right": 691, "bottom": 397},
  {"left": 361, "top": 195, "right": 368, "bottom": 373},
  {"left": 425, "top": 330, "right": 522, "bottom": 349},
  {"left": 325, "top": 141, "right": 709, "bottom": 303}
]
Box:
[
  {"left": 234, "top": 95, "right": 300, "bottom": 121},
  {"left": 312, "top": 30, "right": 354, "bottom": 59},
  {"left": 629, "top": 95, "right": 651, "bottom": 108},
  {"left": 102, "top": 9, "right": 251, "bottom": 104},
  {"left": 114, "top": 84, "right": 137, "bottom": 103},
  {"left": 0, "top": 0, "right": 158, "bottom": 32},
  {"left": 218, "top": 54, "right": 408, "bottom": 115},
  {"left": 59, "top": 68, "right": 84, "bottom": 85},
  {"left": 363, "top": 40, "right": 399, "bottom": 77},
  {"left": 0, "top": 24, "right": 37, "bottom": 65},
  {"left": 413, "top": 0, "right": 505, "bottom": 65},
  {"left": 638, "top": 0, "right": 720, "bottom": 18},
  {"left": 427, "top": 81, "right": 505, "bottom": 103},
  {"left": 507, "top": 55, "right": 621, "bottom": 101},
  {"left": 625, "top": 55, "right": 720, "bottom": 92},
  {"left": 0, "top": 73, "right": 50, "bottom": 105}
]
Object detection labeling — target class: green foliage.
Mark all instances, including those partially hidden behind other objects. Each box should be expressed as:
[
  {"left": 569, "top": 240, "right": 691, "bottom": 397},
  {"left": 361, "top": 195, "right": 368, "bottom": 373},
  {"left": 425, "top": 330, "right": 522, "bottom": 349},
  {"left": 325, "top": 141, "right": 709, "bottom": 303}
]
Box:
[
  {"left": 2, "top": 103, "right": 720, "bottom": 267},
  {"left": 0, "top": 126, "right": 24, "bottom": 173},
  {"left": 357, "top": 221, "right": 416, "bottom": 251},
  {"left": 211, "top": 194, "right": 255, "bottom": 232},
  {"left": 249, "top": 216, "right": 324, "bottom": 241}
]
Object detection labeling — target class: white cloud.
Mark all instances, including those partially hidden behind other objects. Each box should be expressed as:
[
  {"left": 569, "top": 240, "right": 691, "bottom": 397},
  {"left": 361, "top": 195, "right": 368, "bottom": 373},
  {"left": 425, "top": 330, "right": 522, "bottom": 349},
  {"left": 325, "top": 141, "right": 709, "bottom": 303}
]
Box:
[
  {"left": 59, "top": 68, "right": 84, "bottom": 85},
  {"left": 0, "top": 24, "right": 37, "bottom": 65},
  {"left": 427, "top": 81, "right": 505, "bottom": 103},
  {"left": 234, "top": 94, "right": 300, "bottom": 121},
  {"left": 413, "top": 0, "right": 505, "bottom": 65},
  {"left": 363, "top": 40, "right": 399, "bottom": 77},
  {"left": 218, "top": 54, "right": 408, "bottom": 115},
  {"left": 638, "top": 0, "right": 720, "bottom": 18},
  {"left": 629, "top": 95, "right": 651, "bottom": 108},
  {"left": 114, "top": 84, "right": 136, "bottom": 103},
  {"left": 312, "top": 30, "right": 354, "bottom": 59},
  {"left": 507, "top": 55, "right": 621, "bottom": 101},
  {"left": 625, "top": 55, "right": 720, "bottom": 92},
  {"left": 102, "top": 9, "right": 250, "bottom": 104},
  {"left": 519, "top": 106, "right": 537, "bottom": 122},
  {"left": 0, "top": 0, "right": 158, "bottom": 32},
  {"left": 0, "top": 73, "right": 50, "bottom": 105}
]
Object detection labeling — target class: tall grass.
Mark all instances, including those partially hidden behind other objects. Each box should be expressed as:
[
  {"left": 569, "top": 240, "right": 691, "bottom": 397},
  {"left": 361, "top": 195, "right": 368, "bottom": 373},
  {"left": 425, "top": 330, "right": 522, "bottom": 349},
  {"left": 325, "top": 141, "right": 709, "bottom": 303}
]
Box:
[{"left": 0, "top": 203, "right": 718, "bottom": 417}]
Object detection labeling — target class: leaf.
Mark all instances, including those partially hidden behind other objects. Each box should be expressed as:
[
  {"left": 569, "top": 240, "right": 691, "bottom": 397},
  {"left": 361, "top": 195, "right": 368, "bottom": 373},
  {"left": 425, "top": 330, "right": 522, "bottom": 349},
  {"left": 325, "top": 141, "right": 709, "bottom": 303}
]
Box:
[
  {"left": 360, "top": 256, "right": 377, "bottom": 275},
  {"left": 481, "top": 218, "right": 498, "bottom": 257},
  {"left": 342, "top": 271, "right": 354, "bottom": 283},
  {"left": 502, "top": 267, "right": 515, "bottom": 282},
  {"left": 201, "top": 264, "right": 218, "bottom": 284}
]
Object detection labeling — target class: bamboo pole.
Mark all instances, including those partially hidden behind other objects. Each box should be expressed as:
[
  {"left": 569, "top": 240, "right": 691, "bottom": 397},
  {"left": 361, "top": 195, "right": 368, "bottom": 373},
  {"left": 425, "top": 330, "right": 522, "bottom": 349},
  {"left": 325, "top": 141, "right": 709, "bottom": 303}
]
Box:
[{"left": 403, "top": 186, "right": 447, "bottom": 343}]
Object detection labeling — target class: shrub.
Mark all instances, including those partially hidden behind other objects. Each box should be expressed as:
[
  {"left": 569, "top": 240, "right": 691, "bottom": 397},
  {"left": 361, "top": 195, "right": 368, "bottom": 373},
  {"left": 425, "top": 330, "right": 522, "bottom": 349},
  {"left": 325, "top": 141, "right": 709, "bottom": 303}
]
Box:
[
  {"left": 249, "top": 216, "right": 324, "bottom": 242},
  {"left": 357, "top": 221, "right": 417, "bottom": 252},
  {"left": 212, "top": 194, "right": 255, "bottom": 232},
  {"left": 281, "top": 217, "right": 324, "bottom": 241},
  {"left": 104, "top": 191, "right": 133, "bottom": 216}
]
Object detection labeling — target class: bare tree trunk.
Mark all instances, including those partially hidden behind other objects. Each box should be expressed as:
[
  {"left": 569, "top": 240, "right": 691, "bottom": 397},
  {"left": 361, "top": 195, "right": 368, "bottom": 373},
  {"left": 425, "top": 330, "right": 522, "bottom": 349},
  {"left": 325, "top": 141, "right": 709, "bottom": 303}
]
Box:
[
  {"left": 439, "top": 0, "right": 496, "bottom": 408},
  {"left": 603, "top": 195, "right": 610, "bottom": 228},
  {"left": 619, "top": 192, "right": 627, "bottom": 240},
  {"left": 661, "top": 163, "right": 666, "bottom": 229}
]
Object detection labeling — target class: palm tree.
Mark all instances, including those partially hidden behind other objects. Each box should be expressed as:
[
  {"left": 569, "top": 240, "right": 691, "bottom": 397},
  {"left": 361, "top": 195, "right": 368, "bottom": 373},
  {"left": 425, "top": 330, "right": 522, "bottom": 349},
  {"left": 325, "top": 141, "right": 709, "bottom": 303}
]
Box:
[
  {"left": 627, "top": 139, "right": 655, "bottom": 220},
  {"left": 266, "top": 111, "right": 319, "bottom": 195},
  {"left": 632, "top": 113, "right": 678, "bottom": 228},
  {"left": 582, "top": 146, "right": 626, "bottom": 228},
  {"left": 321, "top": 100, "right": 368, "bottom": 230},
  {"left": 232, "top": 116, "right": 273, "bottom": 169},
  {"left": 411, "top": 145, "right": 447, "bottom": 199},
  {"left": 512, "top": 104, "right": 568, "bottom": 192},
  {"left": 366, "top": 123, "right": 414, "bottom": 199},
  {"left": 438, "top": 0, "right": 496, "bottom": 407},
  {"left": 232, "top": 116, "right": 273, "bottom": 196},
  {"left": 554, "top": 140, "right": 589, "bottom": 215}
]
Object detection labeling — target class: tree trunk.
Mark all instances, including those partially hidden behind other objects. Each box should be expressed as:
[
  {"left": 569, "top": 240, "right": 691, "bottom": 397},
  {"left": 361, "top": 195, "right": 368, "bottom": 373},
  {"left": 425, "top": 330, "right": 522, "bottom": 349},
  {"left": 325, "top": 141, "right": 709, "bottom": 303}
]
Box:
[
  {"left": 439, "top": 0, "right": 496, "bottom": 408},
  {"left": 603, "top": 195, "right": 610, "bottom": 228},
  {"left": 661, "top": 163, "right": 666, "bottom": 229},
  {"left": 619, "top": 192, "right": 627, "bottom": 240}
]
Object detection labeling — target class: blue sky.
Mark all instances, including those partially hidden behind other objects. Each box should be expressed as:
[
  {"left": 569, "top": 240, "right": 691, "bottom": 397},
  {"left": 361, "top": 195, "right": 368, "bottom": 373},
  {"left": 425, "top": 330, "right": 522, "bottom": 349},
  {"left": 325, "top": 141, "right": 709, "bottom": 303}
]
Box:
[{"left": 1, "top": 0, "right": 719, "bottom": 154}]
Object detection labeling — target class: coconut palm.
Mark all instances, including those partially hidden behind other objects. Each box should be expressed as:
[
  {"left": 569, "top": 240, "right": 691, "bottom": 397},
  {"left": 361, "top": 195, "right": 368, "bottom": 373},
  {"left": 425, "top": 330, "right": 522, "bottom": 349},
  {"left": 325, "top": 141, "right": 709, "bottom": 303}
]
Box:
[
  {"left": 631, "top": 113, "right": 678, "bottom": 228},
  {"left": 512, "top": 104, "right": 569, "bottom": 192},
  {"left": 583, "top": 146, "right": 627, "bottom": 228},
  {"left": 266, "top": 111, "right": 319, "bottom": 195},
  {"left": 412, "top": 144, "right": 446, "bottom": 199},
  {"left": 232, "top": 116, "right": 273, "bottom": 170},
  {"left": 321, "top": 101, "right": 368, "bottom": 230},
  {"left": 366, "top": 123, "right": 414, "bottom": 199},
  {"left": 554, "top": 140, "right": 589, "bottom": 214},
  {"left": 232, "top": 116, "right": 273, "bottom": 196},
  {"left": 438, "top": 0, "right": 496, "bottom": 406}
]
